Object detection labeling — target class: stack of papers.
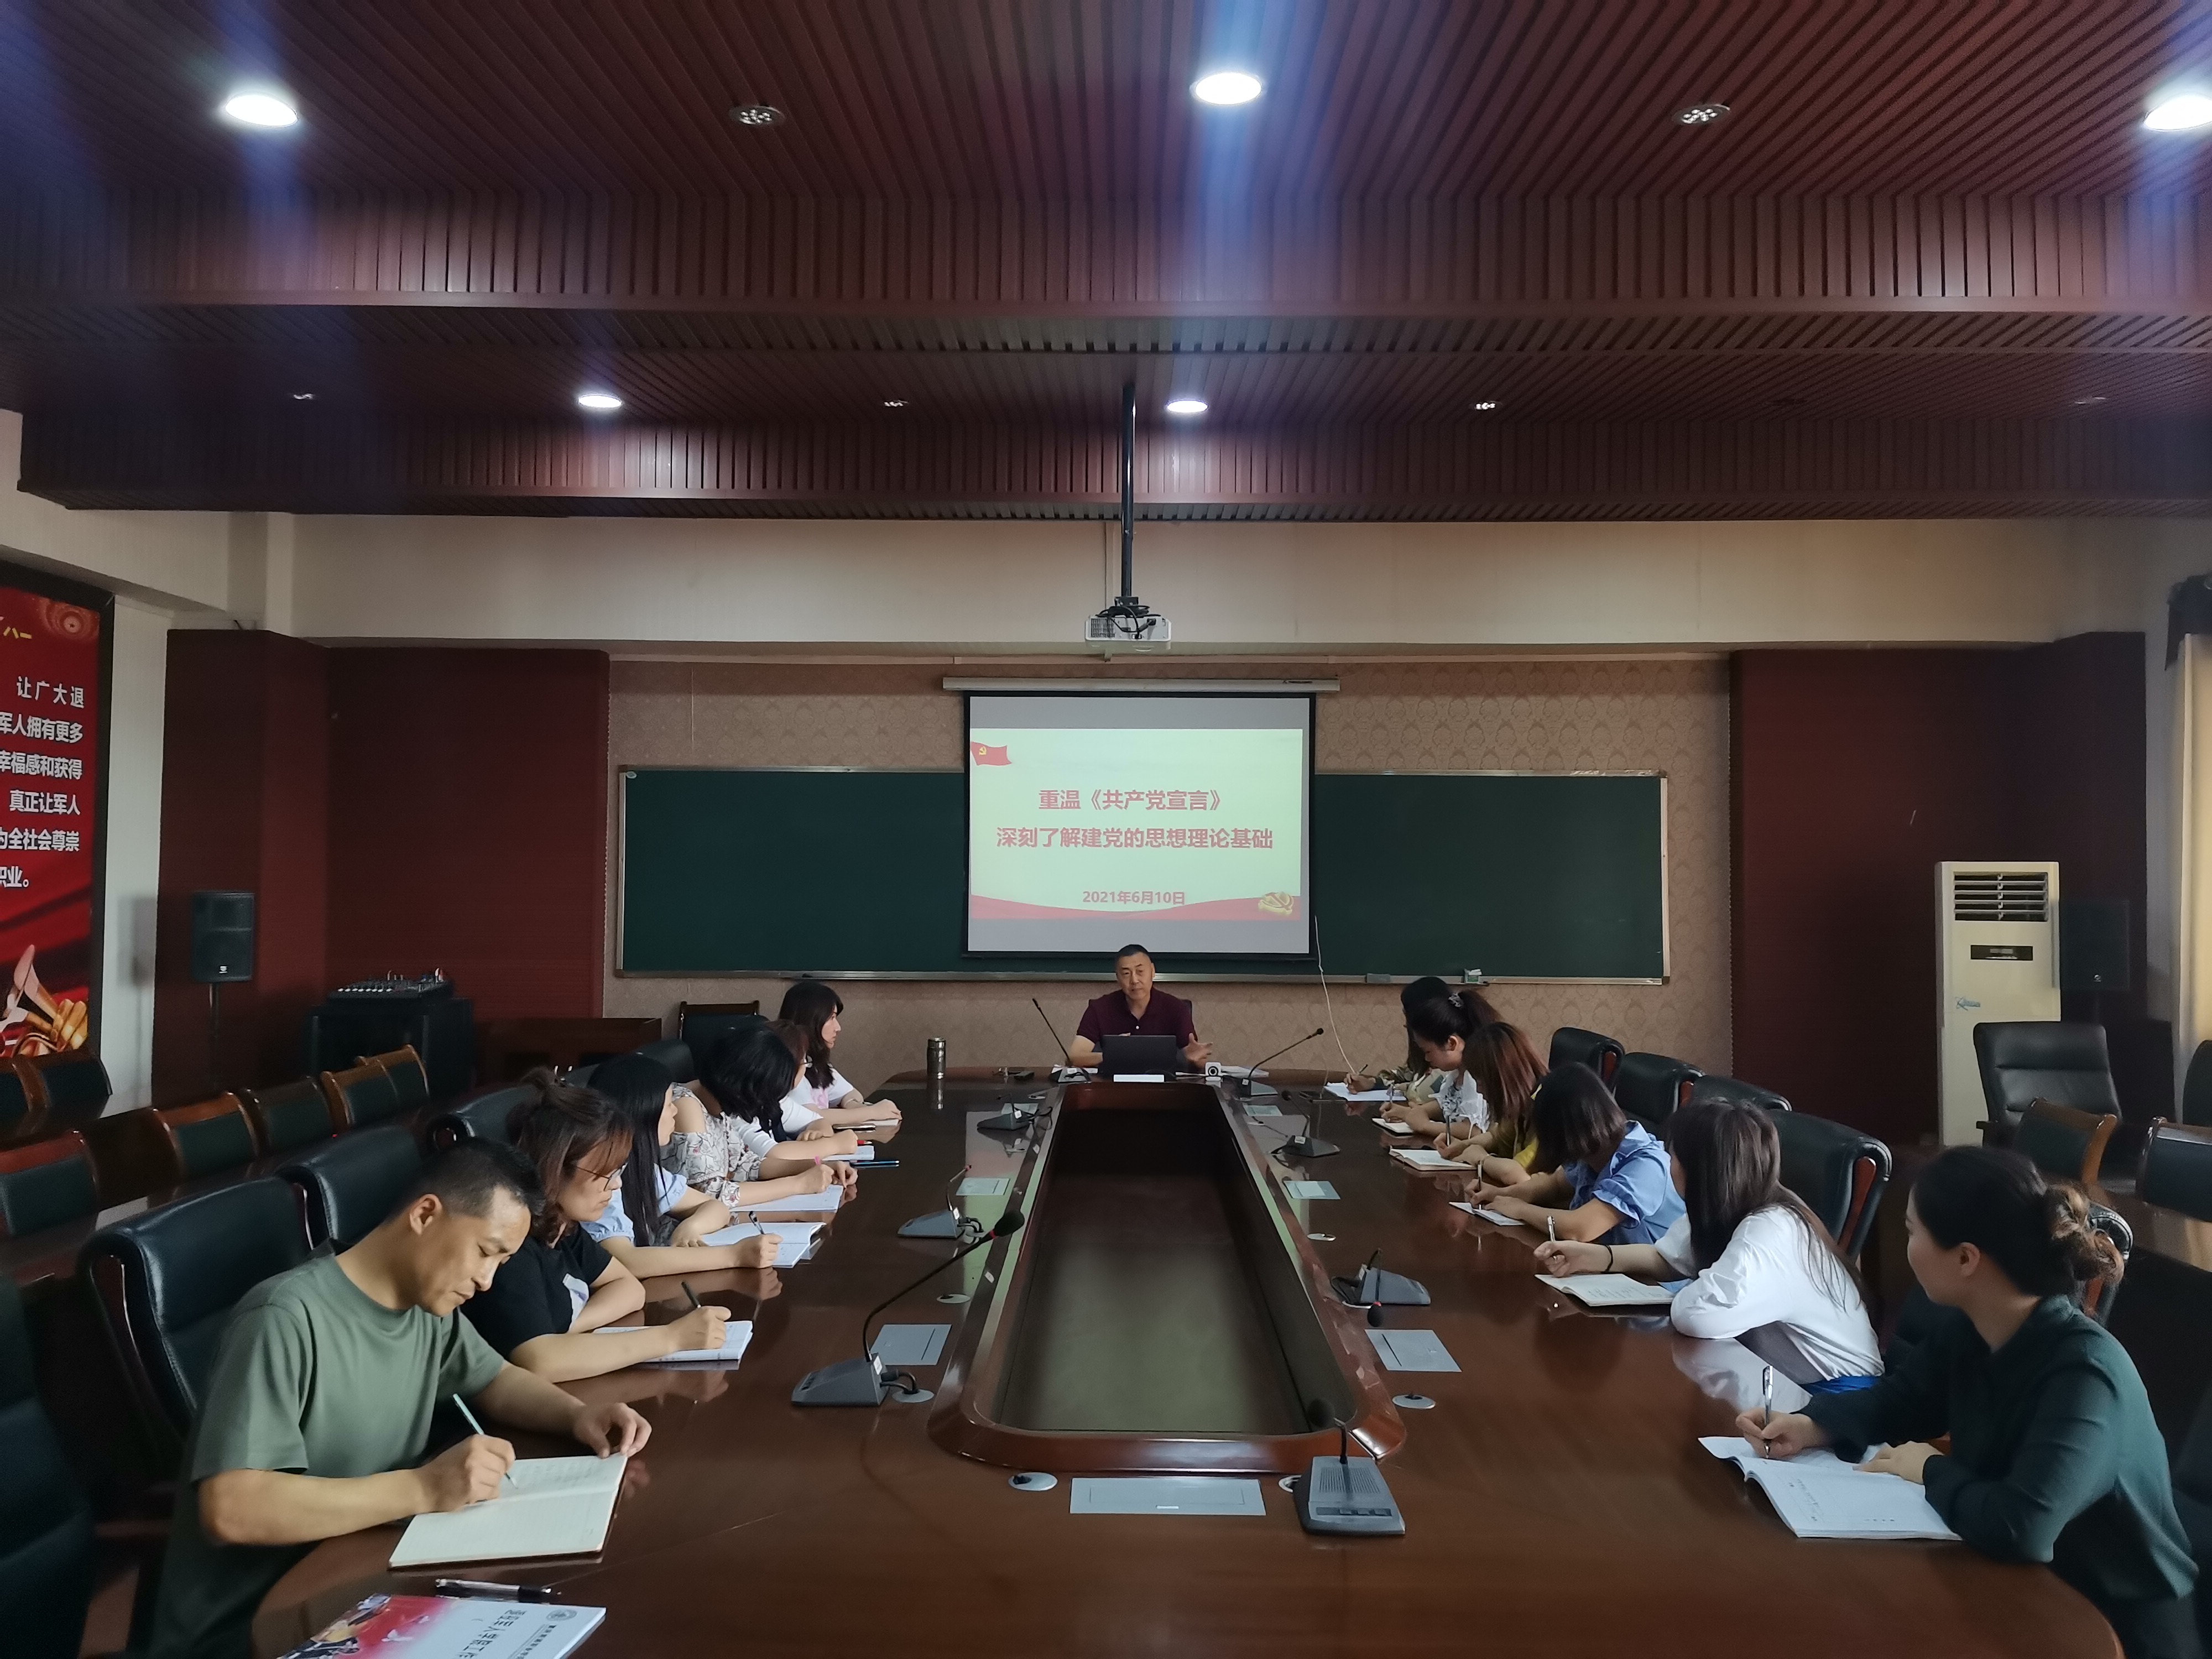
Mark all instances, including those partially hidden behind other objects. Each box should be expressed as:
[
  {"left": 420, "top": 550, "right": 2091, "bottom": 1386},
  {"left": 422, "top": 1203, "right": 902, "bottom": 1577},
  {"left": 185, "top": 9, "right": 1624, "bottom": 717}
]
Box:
[
  {"left": 1700, "top": 1437, "right": 1959, "bottom": 1540},
  {"left": 1390, "top": 1146, "right": 1458, "bottom": 1171},
  {"left": 596, "top": 1320, "right": 754, "bottom": 1365},
  {"left": 389, "top": 1455, "right": 627, "bottom": 1567},
  {"left": 1536, "top": 1272, "right": 1678, "bottom": 1308}
]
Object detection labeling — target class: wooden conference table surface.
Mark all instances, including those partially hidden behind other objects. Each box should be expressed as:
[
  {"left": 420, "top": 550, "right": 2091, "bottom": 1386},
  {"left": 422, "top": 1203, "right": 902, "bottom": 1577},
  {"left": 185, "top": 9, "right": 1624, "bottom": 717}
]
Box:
[{"left": 256, "top": 1070, "right": 2119, "bottom": 1659}]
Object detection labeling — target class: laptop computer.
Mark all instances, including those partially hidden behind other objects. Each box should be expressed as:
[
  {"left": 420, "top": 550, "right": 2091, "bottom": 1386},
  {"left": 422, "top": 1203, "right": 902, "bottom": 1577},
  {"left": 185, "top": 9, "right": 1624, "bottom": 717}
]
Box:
[{"left": 1099, "top": 1034, "right": 1183, "bottom": 1078}]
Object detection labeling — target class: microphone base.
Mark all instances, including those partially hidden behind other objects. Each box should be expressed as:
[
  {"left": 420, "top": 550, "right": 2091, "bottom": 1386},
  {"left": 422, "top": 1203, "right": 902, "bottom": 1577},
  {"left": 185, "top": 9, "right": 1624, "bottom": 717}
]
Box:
[
  {"left": 975, "top": 1106, "right": 1036, "bottom": 1133},
  {"left": 1294, "top": 1455, "right": 1405, "bottom": 1536},
  {"left": 1285, "top": 1135, "right": 1339, "bottom": 1159},
  {"left": 898, "top": 1208, "right": 966, "bottom": 1238},
  {"left": 1233, "top": 1079, "right": 1281, "bottom": 1099},
  {"left": 1332, "top": 1269, "right": 1432, "bottom": 1307},
  {"left": 790, "top": 1356, "right": 890, "bottom": 1407}
]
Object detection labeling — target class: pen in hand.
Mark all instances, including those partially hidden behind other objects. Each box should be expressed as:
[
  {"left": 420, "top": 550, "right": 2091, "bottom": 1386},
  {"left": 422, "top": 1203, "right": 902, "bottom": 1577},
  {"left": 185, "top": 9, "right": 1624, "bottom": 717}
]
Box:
[
  {"left": 1760, "top": 1365, "right": 1775, "bottom": 1457},
  {"left": 681, "top": 1281, "right": 701, "bottom": 1311},
  {"left": 451, "top": 1394, "right": 513, "bottom": 1491},
  {"left": 1546, "top": 1215, "right": 1557, "bottom": 1244}
]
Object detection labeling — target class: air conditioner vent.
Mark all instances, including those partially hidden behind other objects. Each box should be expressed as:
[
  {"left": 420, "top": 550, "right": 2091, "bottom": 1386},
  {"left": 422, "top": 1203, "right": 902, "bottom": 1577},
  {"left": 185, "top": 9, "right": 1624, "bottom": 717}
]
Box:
[{"left": 1952, "top": 870, "right": 2049, "bottom": 923}]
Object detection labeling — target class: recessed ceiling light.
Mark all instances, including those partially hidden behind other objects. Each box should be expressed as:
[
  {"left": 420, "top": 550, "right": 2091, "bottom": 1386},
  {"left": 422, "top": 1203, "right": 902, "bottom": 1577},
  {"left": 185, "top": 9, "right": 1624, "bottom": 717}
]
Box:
[
  {"left": 1470, "top": 400, "right": 1499, "bottom": 411},
  {"left": 291, "top": 392, "right": 315, "bottom": 401},
  {"left": 2145, "top": 93, "right": 2212, "bottom": 131},
  {"left": 2072, "top": 394, "right": 2109, "bottom": 405},
  {"left": 576, "top": 390, "right": 623, "bottom": 411},
  {"left": 1164, "top": 397, "right": 1208, "bottom": 416},
  {"left": 1676, "top": 101, "right": 1730, "bottom": 126},
  {"left": 728, "top": 103, "right": 785, "bottom": 127},
  {"left": 882, "top": 399, "right": 909, "bottom": 408},
  {"left": 219, "top": 89, "right": 298, "bottom": 128},
  {"left": 1191, "top": 71, "right": 1263, "bottom": 106}
]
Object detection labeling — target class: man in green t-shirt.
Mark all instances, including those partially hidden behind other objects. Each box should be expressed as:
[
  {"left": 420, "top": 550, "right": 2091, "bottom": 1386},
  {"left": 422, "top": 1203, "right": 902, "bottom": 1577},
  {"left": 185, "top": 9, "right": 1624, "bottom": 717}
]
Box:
[{"left": 148, "top": 1141, "right": 652, "bottom": 1659}]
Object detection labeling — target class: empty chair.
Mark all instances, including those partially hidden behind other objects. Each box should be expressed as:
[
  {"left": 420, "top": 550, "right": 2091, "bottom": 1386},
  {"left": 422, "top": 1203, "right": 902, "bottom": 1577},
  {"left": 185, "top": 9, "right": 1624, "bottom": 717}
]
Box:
[
  {"left": 361, "top": 1044, "right": 431, "bottom": 1112},
  {"left": 280, "top": 1124, "right": 423, "bottom": 1251},
  {"left": 2013, "top": 1098, "right": 2121, "bottom": 1187},
  {"left": 2139, "top": 1119, "right": 2212, "bottom": 1222},
  {"left": 319, "top": 1061, "right": 403, "bottom": 1130},
  {"left": 634, "top": 1036, "right": 696, "bottom": 1082},
  {"left": 1771, "top": 1110, "right": 1891, "bottom": 1261},
  {"left": 1613, "top": 1051, "right": 1702, "bottom": 1129},
  {"left": 147, "top": 1093, "right": 260, "bottom": 1185},
  {"left": 2080, "top": 1202, "right": 2132, "bottom": 1327},
  {"left": 1973, "top": 1020, "right": 2119, "bottom": 1144},
  {"left": 1547, "top": 1026, "right": 1624, "bottom": 1085},
  {"left": 2184, "top": 1040, "right": 2212, "bottom": 1130},
  {"left": 1688, "top": 1074, "right": 1792, "bottom": 1113},
  {"left": 678, "top": 1001, "right": 765, "bottom": 1061},
  {"left": 81, "top": 1177, "right": 307, "bottom": 1449},
  {"left": 0, "top": 1274, "right": 95, "bottom": 1659},
  {"left": 15, "top": 1051, "right": 111, "bottom": 1130},
  {"left": 240, "top": 1078, "right": 335, "bottom": 1155},
  {"left": 425, "top": 1082, "right": 531, "bottom": 1151},
  {"left": 0, "top": 1131, "right": 98, "bottom": 1239}
]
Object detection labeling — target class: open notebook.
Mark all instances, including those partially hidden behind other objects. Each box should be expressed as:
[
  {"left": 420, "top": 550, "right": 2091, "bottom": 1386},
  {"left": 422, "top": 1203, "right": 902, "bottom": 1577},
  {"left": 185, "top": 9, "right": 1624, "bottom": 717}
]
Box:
[
  {"left": 1700, "top": 1437, "right": 1959, "bottom": 1540},
  {"left": 1389, "top": 1146, "right": 1458, "bottom": 1170},
  {"left": 389, "top": 1455, "right": 627, "bottom": 1568},
  {"left": 701, "top": 1220, "right": 825, "bottom": 1259},
  {"left": 594, "top": 1319, "right": 754, "bottom": 1365},
  {"left": 1537, "top": 1272, "right": 1677, "bottom": 1308}
]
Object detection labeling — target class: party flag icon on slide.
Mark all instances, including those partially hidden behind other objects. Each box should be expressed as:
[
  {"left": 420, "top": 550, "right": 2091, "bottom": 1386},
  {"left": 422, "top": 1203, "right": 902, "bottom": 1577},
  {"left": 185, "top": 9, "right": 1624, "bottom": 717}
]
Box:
[{"left": 971, "top": 742, "right": 1011, "bottom": 765}]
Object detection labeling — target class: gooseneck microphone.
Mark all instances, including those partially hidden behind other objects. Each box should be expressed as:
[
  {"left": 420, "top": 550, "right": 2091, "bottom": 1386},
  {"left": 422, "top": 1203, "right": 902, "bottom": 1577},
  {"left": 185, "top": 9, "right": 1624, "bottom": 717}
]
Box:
[
  {"left": 792, "top": 1209, "right": 1026, "bottom": 1406},
  {"left": 1032, "top": 998, "right": 1074, "bottom": 1066},
  {"left": 1294, "top": 1398, "right": 1405, "bottom": 1536},
  {"left": 1234, "top": 1027, "right": 1326, "bottom": 1100}
]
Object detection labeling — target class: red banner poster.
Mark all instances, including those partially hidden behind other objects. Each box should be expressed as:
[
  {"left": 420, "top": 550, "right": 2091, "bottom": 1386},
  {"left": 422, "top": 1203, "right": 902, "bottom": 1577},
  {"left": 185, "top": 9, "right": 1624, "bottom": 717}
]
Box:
[{"left": 0, "top": 586, "right": 101, "bottom": 1057}]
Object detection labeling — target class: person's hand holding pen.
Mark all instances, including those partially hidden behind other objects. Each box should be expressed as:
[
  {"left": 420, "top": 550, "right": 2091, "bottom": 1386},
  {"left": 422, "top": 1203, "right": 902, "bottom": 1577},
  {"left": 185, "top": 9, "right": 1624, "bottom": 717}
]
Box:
[
  {"left": 672, "top": 1282, "right": 731, "bottom": 1355},
  {"left": 426, "top": 1394, "right": 516, "bottom": 1510}
]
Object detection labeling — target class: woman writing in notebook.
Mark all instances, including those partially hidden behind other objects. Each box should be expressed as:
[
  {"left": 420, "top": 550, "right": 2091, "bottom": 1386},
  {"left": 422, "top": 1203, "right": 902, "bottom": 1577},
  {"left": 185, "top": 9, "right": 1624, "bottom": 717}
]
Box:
[
  {"left": 1532, "top": 1097, "right": 1881, "bottom": 1388},
  {"left": 1468, "top": 1063, "right": 1686, "bottom": 1244},
  {"left": 1362, "top": 976, "right": 1454, "bottom": 1118},
  {"left": 581, "top": 1053, "right": 792, "bottom": 1279},
  {"left": 1383, "top": 988, "right": 1499, "bottom": 1139},
  {"left": 778, "top": 979, "right": 903, "bottom": 1135},
  {"left": 459, "top": 1071, "right": 740, "bottom": 1380},
  {"left": 1436, "top": 1021, "right": 1550, "bottom": 1182},
  {"left": 672, "top": 1026, "right": 859, "bottom": 1206},
  {"left": 1738, "top": 1148, "right": 2197, "bottom": 1659}
]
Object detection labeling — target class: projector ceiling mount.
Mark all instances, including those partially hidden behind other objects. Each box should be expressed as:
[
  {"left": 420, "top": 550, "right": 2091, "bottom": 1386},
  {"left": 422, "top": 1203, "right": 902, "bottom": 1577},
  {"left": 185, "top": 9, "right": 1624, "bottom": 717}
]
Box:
[{"left": 1087, "top": 382, "right": 1171, "bottom": 648}]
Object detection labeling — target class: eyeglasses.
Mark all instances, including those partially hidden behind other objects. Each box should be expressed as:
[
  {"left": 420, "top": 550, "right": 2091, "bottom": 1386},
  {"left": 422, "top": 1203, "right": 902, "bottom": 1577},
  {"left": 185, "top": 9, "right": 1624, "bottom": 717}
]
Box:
[{"left": 575, "top": 1164, "right": 624, "bottom": 1188}]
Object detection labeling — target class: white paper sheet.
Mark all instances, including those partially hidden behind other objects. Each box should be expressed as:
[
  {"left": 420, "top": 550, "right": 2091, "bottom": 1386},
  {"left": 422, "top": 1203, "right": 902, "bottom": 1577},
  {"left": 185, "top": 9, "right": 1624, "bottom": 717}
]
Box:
[
  {"left": 698, "top": 1220, "right": 825, "bottom": 1259},
  {"left": 1451, "top": 1201, "right": 1526, "bottom": 1227},
  {"left": 869, "top": 1323, "right": 950, "bottom": 1365},
  {"left": 1389, "top": 1147, "right": 1457, "bottom": 1170},
  {"left": 957, "top": 1175, "right": 1012, "bottom": 1197},
  {"left": 1285, "top": 1180, "right": 1339, "bottom": 1201},
  {"left": 1069, "top": 1477, "right": 1267, "bottom": 1516},
  {"left": 1366, "top": 1328, "right": 1460, "bottom": 1373},
  {"left": 1326, "top": 1082, "right": 1401, "bottom": 1103},
  {"left": 389, "top": 1455, "right": 627, "bottom": 1568},
  {"left": 1376, "top": 1119, "right": 1415, "bottom": 1136},
  {"left": 1537, "top": 1272, "right": 1677, "bottom": 1308},
  {"left": 594, "top": 1321, "right": 754, "bottom": 1364},
  {"left": 1699, "top": 1438, "right": 1959, "bottom": 1540},
  {"left": 818, "top": 1144, "right": 875, "bottom": 1162}
]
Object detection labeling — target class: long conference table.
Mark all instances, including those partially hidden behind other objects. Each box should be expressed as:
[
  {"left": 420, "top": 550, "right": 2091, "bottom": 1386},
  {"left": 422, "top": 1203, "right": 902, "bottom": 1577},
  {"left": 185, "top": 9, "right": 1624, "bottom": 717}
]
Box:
[{"left": 254, "top": 1068, "right": 2120, "bottom": 1659}]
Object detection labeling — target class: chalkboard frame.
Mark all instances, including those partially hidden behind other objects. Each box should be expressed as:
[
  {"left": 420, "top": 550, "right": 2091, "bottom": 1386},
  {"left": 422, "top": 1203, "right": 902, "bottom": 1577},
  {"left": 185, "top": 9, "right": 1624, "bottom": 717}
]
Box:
[{"left": 614, "top": 765, "right": 1668, "bottom": 984}]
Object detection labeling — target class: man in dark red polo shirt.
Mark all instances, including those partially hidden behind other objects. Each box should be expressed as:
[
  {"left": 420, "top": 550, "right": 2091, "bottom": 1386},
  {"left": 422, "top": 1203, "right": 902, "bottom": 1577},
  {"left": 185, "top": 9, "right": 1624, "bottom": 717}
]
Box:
[{"left": 1066, "top": 943, "right": 1213, "bottom": 1069}]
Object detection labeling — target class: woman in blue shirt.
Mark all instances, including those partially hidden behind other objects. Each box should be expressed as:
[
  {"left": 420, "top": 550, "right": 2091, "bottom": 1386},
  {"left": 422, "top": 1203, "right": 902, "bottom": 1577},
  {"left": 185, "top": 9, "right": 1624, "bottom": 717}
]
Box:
[{"left": 1471, "top": 1062, "right": 1686, "bottom": 1244}]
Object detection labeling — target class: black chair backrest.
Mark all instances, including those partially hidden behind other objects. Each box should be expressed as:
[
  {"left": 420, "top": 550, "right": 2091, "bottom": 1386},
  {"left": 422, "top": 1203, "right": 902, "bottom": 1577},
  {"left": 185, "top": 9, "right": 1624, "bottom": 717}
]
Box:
[
  {"left": 1687, "top": 1074, "right": 1792, "bottom": 1113},
  {"left": 242, "top": 1078, "right": 335, "bottom": 1155},
  {"left": 1771, "top": 1110, "right": 1891, "bottom": 1261},
  {"left": 1613, "top": 1052, "right": 1702, "bottom": 1129},
  {"left": 154, "top": 1095, "right": 260, "bottom": 1183},
  {"left": 2184, "top": 1041, "right": 2212, "bottom": 1130},
  {"left": 1973, "top": 1021, "right": 2118, "bottom": 1133},
  {"left": 81, "top": 1177, "right": 308, "bottom": 1444},
  {"left": 2012, "top": 1099, "right": 2119, "bottom": 1186},
  {"left": 682, "top": 1011, "right": 769, "bottom": 1067},
  {"left": 2140, "top": 1120, "right": 2212, "bottom": 1223},
  {"left": 0, "top": 1133, "right": 98, "bottom": 1238},
  {"left": 364, "top": 1047, "right": 431, "bottom": 1112},
  {"left": 25, "top": 1054, "right": 112, "bottom": 1122},
  {"left": 634, "top": 1036, "right": 696, "bottom": 1082},
  {"left": 323, "top": 1063, "right": 403, "bottom": 1130},
  {"left": 1547, "top": 1026, "right": 1624, "bottom": 1084},
  {"left": 566, "top": 1061, "right": 598, "bottom": 1087},
  {"left": 0, "top": 1274, "right": 94, "bottom": 1659},
  {"left": 280, "top": 1125, "right": 424, "bottom": 1251},
  {"left": 426, "top": 1083, "right": 533, "bottom": 1151}
]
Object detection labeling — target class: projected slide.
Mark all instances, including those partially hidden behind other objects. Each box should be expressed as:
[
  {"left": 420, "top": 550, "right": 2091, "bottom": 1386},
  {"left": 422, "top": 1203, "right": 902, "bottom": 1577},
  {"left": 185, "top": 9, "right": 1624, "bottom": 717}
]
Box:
[{"left": 966, "top": 693, "right": 1312, "bottom": 954}]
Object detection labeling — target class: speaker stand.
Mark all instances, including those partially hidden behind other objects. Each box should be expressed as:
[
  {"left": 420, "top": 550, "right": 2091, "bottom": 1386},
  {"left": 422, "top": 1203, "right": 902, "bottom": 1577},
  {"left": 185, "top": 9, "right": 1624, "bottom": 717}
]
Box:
[{"left": 206, "top": 982, "right": 224, "bottom": 1096}]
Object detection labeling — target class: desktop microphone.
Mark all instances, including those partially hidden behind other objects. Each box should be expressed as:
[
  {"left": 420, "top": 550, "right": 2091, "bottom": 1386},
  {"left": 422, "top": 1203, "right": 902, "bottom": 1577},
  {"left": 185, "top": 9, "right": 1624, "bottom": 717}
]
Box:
[
  {"left": 1294, "top": 1398, "right": 1405, "bottom": 1537},
  {"left": 897, "top": 1162, "right": 979, "bottom": 1239},
  {"left": 1331, "top": 1248, "right": 1433, "bottom": 1308},
  {"left": 791, "top": 1209, "right": 1026, "bottom": 1407},
  {"left": 1033, "top": 998, "right": 1090, "bottom": 1081},
  {"left": 1233, "top": 1027, "right": 1326, "bottom": 1099}
]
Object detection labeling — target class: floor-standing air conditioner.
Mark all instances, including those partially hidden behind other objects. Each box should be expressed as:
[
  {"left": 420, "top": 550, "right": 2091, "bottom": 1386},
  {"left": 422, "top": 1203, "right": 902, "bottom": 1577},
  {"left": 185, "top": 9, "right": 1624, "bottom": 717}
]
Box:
[{"left": 1937, "top": 861, "right": 2060, "bottom": 1145}]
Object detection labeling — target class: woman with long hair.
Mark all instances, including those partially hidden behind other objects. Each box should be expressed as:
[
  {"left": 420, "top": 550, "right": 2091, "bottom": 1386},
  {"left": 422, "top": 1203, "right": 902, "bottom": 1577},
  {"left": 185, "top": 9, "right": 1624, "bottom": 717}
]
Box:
[
  {"left": 579, "top": 1052, "right": 783, "bottom": 1279},
  {"left": 1535, "top": 1097, "right": 1880, "bottom": 1387},
  {"left": 1742, "top": 1148, "right": 2197, "bottom": 1659},
  {"left": 1471, "top": 1062, "right": 1686, "bottom": 1244},
  {"left": 1384, "top": 988, "right": 1495, "bottom": 1138},
  {"left": 673, "top": 1024, "right": 859, "bottom": 1204},
  {"left": 1437, "top": 1020, "right": 1550, "bottom": 1182},
  {"left": 460, "top": 1069, "right": 737, "bottom": 1380},
  {"left": 777, "top": 980, "right": 902, "bottom": 1134}
]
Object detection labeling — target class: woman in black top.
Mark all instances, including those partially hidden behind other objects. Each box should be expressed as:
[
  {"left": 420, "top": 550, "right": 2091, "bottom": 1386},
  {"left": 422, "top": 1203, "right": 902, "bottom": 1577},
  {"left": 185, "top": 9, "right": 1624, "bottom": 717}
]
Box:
[
  {"left": 462, "top": 1071, "right": 734, "bottom": 1381},
  {"left": 1741, "top": 1147, "right": 2199, "bottom": 1659}
]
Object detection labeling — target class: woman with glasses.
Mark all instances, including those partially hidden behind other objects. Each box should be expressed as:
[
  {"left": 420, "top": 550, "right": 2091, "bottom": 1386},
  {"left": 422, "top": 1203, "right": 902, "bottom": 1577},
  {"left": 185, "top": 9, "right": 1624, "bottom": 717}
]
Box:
[{"left": 460, "top": 1070, "right": 752, "bottom": 1380}]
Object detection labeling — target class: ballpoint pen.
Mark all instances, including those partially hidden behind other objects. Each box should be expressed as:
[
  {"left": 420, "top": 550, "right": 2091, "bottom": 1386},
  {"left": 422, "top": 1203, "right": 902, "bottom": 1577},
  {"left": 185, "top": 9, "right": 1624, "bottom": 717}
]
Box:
[
  {"left": 1760, "top": 1364, "right": 1775, "bottom": 1458},
  {"left": 1547, "top": 1215, "right": 1557, "bottom": 1244}
]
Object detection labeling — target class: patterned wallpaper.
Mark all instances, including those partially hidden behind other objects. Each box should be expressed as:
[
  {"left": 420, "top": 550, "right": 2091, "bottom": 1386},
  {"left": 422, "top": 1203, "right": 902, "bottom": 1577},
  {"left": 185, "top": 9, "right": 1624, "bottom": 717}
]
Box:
[{"left": 604, "top": 658, "right": 1731, "bottom": 1091}]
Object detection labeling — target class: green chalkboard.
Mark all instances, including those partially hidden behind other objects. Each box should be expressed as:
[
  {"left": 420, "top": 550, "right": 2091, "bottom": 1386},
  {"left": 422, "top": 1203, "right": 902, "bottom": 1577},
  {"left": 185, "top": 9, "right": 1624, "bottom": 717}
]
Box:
[{"left": 617, "top": 769, "right": 1666, "bottom": 981}]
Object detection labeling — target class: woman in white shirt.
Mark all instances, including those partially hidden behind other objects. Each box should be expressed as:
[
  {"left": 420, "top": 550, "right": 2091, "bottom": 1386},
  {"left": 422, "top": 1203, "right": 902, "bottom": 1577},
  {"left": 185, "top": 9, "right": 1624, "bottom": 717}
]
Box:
[
  {"left": 676, "top": 1025, "right": 858, "bottom": 1203},
  {"left": 778, "top": 980, "right": 903, "bottom": 1135},
  {"left": 1387, "top": 989, "right": 1492, "bottom": 1140},
  {"left": 1533, "top": 1095, "right": 1882, "bottom": 1390}
]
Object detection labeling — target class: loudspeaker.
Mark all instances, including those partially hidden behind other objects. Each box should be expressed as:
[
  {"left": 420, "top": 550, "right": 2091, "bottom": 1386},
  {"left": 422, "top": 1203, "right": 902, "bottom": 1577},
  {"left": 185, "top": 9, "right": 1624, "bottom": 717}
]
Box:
[
  {"left": 190, "top": 890, "right": 256, "bottom": 983},
  {"left": 2059, "top": 898, "right": 2131, "bottom": 995}
]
